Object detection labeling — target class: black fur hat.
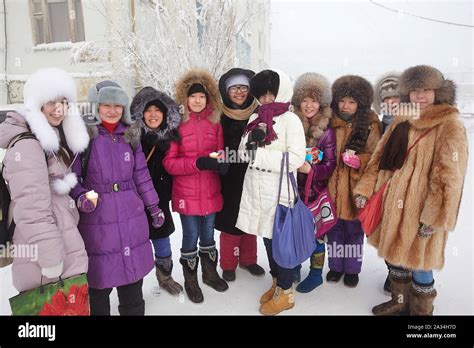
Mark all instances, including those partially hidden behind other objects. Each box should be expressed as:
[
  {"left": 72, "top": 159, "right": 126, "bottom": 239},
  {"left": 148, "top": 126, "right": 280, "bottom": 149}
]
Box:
[{"left": 250, "top": 70, "right": 280, "bottom": 100}]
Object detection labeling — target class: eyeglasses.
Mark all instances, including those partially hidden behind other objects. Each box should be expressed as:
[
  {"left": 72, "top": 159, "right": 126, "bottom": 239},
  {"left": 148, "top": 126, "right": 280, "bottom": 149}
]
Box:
[{"left": 228, "top": 85, "right": 249, "bottom": 93}]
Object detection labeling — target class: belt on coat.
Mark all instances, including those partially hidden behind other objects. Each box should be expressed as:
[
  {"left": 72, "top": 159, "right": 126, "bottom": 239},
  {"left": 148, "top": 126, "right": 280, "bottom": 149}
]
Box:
[{"left": 85, "top": 180, "right": 136, "bottom": 194}]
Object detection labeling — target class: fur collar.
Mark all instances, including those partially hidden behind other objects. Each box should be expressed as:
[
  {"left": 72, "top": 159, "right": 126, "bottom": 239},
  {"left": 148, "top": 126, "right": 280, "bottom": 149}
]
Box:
[
  {"left": 87, "top": 123, "right": 141, "bottom": 150},
  {"left": 409, "top": 104, "right": 459, "bottom": 130},
  {"left": 295, "top": 106, "right": 332, "bottom": 147}
]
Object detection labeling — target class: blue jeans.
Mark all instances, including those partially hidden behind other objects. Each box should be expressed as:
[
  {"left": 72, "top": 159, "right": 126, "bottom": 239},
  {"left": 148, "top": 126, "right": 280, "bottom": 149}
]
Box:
[
  {"left": 263, "top": 238, "right": 298, "bottom": 290},
  {"left": 180, "top": 214, "right": 216, "bottom": 253},
  {"left": 151, "top": 237, "right": 172, "bottom": 258},
  {"left": 412, "top": 270, "right": 434, "bottom": 285}
]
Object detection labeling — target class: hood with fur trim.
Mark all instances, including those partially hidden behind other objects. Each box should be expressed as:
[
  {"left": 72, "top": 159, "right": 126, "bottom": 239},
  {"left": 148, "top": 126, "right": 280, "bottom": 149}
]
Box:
[
  {"left": 292, "top": 72, "right": 332, "bottom": 110},
  {"left": 373, "top": 71, "right": 400, "bottom": 114},
  {"left": 130, "top": 86, "right": 181, "bottom": 141},
  {"left": 8, "top": 68, "right": 89, "bottom": 154},
  {"left": 399, "top": 65, "right": 456, "bottom": 105},
  {"left": 331, "top": 75, "right": 374, "bottom": 111},
  {"left": 175, "top": 69, "right": 222, "bottom": 124}
]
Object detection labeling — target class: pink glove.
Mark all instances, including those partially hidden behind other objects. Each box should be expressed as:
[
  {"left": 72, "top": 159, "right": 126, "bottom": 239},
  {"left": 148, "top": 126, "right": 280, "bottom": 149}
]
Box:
[
  {"left": 77, "top": 193, "right": 96, "bottom": 213},
  {"left": 147, "top": 205, "right": 165, "bottom": 228},
  {"left": 342, "top": 152, "right": 361, "bottom": 169},
  {"left": 418, "top": 223, "right": 435, "bottom": 238}
]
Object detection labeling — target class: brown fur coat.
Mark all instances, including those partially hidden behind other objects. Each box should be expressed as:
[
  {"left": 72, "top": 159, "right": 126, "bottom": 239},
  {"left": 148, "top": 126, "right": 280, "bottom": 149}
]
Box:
[
  {"left": 328, "top": 111, "right": 382, "bottom": 220},
  {"left": 354, "top": 104, "right": 468, "bottom": 270}
]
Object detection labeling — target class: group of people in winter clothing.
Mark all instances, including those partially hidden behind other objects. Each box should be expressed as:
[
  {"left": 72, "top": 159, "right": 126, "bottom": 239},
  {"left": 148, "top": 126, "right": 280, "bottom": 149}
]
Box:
[{"left": 0, "top": 62, "right": 467, "bottom": 317}]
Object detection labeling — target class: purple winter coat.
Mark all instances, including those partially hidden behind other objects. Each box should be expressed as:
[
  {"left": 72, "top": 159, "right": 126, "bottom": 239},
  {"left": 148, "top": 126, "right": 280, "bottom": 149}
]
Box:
[
  {"left": 70, "top": 122, "right": 159, "bottom": 289},
  {"left": 297, "top": 128, "right": 337, "bottom": 201}
]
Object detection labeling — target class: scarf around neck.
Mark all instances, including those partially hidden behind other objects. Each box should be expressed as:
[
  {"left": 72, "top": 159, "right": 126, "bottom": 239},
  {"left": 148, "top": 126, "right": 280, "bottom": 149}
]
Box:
[
  {"left": 244, "top": 102, "right": 290, "bottom": 145},
  {"left": 221, "top": 99, "right": 258, "bottom": 121}
]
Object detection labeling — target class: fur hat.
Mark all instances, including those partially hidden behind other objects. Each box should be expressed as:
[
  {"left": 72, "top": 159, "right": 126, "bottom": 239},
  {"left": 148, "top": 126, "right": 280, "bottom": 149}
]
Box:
[
  {"left": 18, "top": 67, "right": 89, "bottom": 154},
  {"left": 331, "top": 75, "right": 374, "bottom": 111},
  {"left": 250, "top": 70, "right": 280, "bottom": 100},
  {"left": 175, "top": 69, "right": 222, "bottom": 123},
  {"left": 292, "top": 72, "right": 332, "bottom": 109},
  {"left": 373, "top": 72, "right": 400, "bottom": 114},
  {"left": 399, "top": 65, "right": 456, "bottom": 105},
  {"left": 88, "top": 80, "right": 132, "bottom": 125},
  {"left": 219, "top": 68, "right": 255, "bottom": 109}
]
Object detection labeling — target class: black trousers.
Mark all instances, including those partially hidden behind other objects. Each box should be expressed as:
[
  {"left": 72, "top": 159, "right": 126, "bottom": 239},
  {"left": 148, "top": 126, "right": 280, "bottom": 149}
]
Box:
[{"left": 89, "top": 279, "right": 145, "bottom": 316}]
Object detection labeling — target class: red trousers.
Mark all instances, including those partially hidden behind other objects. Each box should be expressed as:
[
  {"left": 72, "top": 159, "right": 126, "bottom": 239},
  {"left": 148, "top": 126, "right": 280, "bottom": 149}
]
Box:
[{"left": 219, "top": 232, "right": 257, "bottom": 271}]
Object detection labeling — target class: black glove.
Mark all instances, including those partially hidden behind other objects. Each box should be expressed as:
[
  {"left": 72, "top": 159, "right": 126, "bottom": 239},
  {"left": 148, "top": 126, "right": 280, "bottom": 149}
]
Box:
[
  {"left": 156, "top": 139, "right": 170, "bottom": 152},
  {"left": 247, "top": 128, "right": 266, "bottom": 148},
  {"left": 196, "top": 157, "right": 229, "bottom": 175}
]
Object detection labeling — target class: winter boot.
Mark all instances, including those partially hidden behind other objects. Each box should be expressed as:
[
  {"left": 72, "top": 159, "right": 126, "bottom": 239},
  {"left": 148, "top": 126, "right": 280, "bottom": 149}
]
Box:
[
  {"left": 199, "top": 244, "right": 229, "bottom": 292},
  {"left": 326, "top": 270, "right": 344, "bottom": 283},
  {"left": 372, "top": 269, "right": 412, "bottom": 316},
  {"left": 296, "top": 247, "right": 325, "bottom": 293},
  {"left": 259, "top": 286, "right": 295, "bottom": 316},
  {"left": 383, "top": 274, "right": 391, "bottom": 294},
  {"left": 260, "top": 277, "right": 277, "bottom": 304},
  {"left": 222, "top": 270, "right": 236, "bottom": 281},
  {"left": 180, "top": 252, "right": 204, "bottom": 303},
  {"left": 343, "top": 273, "right": 359, "bottom": 288},
  {"left": 241, "top": 264, "right": 265, "bottom": 276},
  {"left": 410, "top": 281, "right": 437, "bottom": 316},
  {"left": 155, "top": 255, "right": 183, "bottom": 296}
]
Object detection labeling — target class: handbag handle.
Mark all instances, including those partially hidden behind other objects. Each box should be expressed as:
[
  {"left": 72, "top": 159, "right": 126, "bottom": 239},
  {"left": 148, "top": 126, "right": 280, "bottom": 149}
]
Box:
[
  {"left": 39, "top": 275, "right": 64, "bottom": 294},
  {"left": 303, "top": 167, "right": 319, "bottom": 205},
  {"left": 277, "top": 152, "right": 300, "bottom": 206}
]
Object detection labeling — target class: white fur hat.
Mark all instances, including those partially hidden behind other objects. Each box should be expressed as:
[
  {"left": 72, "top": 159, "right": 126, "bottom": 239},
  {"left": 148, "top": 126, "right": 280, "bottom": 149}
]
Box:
[{"left": 18, "top": 68, "right": 89, "bottom": 154}]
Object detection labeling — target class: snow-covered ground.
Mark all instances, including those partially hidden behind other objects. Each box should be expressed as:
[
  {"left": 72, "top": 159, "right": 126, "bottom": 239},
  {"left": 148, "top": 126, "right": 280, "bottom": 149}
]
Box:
[{"left": 1, "top": 119, "right": 473, "bottom": 315}]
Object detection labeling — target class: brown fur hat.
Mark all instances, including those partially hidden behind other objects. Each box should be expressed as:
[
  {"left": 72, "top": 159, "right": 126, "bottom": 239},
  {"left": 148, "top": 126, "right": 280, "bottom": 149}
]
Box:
[
  {"left": 331, "top": 75, "right": 374, "bottom": 111},
  {"left": 399, "top": 65, "right": 456, "bottom": 105},
  {"left": 175, "top": 69, "right": 222, "bottom": 123},
  {"left": 291, "top": 72, "right": 332, "bottom": 109}
]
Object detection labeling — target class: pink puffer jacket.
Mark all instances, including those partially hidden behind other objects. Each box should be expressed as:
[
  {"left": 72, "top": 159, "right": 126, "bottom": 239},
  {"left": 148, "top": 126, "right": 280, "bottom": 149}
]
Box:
[{"left": 163, "top": 111, "right": 224, "bottom": 216}]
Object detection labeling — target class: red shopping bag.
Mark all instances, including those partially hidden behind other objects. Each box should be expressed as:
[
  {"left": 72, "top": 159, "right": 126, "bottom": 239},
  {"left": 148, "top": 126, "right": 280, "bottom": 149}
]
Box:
[{"left": 358, "top": 182, "right": 388, "bottom": 236}]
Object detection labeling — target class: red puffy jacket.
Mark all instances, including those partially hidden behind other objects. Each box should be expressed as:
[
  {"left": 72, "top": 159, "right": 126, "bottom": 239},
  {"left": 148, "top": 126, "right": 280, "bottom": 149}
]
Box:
[{"left": 163, "top": 111, "right": 224, "bottom": 216}]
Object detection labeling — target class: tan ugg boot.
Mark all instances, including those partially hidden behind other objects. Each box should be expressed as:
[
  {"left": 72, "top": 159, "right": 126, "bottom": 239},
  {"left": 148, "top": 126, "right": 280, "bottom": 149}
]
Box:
[
  {"left": 259, "top": 286, "right": 295, "bottom": 316},
  {"left": 410, "top": 284, "right": 437, "bottom": 316},
  {"left": 259, "top": 278, "right": 277, "bottom": 304},
  {"left": 372, "top": 275, "right": 411, "bottom": 316}
]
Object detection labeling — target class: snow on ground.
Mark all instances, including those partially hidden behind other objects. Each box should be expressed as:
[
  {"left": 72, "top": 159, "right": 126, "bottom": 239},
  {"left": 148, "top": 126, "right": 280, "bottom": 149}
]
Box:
[{"left": 1, "top": 120, "right": 473, "bottom": 315}]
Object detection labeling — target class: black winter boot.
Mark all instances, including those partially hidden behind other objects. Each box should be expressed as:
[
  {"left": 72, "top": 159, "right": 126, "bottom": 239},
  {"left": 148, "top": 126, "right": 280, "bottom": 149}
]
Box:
[
  {"left": 180, "top": 252, "right": 204, "bottom": 303},
  {"left": 199, "top": 244, "right": 229, "bottom": 292}
]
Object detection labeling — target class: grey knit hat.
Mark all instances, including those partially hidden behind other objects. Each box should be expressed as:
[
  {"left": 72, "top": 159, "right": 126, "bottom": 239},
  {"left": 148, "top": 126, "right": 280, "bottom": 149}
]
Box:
[{"left": 88, "top": 80, "right": 132, "bottom": 125}]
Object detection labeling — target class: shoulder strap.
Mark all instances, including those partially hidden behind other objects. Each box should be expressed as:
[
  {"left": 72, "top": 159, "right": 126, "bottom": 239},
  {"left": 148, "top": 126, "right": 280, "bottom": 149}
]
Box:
[{"left": 406, "top": 128, "right": 433, "bottom": 157}]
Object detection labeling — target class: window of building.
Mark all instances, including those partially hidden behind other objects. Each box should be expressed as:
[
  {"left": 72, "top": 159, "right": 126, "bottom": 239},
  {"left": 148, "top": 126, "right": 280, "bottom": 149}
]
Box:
[{"left": 30, "top": 0, "right": 85, "bottom": 45}]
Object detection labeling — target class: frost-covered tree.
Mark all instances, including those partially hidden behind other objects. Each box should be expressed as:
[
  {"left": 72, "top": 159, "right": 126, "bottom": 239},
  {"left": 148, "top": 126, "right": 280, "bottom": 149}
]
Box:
[{"left": 89, "top": 0, "right": 264, "bottom": 96}]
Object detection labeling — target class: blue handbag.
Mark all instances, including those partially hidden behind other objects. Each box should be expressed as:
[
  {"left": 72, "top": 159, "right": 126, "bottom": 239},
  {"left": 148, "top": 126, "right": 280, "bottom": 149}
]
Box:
[{"left": 272, "top": 152, "right": 316, "bottom": 269}]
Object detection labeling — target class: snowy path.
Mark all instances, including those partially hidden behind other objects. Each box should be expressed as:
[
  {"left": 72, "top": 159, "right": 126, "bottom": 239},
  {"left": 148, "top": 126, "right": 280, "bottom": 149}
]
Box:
[{"left": 1, "top": 120, "right": 473, "bottom": 315}]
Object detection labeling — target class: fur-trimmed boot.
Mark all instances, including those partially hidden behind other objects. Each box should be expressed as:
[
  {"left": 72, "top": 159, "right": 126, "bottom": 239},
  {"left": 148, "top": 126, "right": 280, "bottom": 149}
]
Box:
[
  {"left": 155, "top": 255, "right": 183, "bottom": 296},
  {"left": 259, "top": 286, "right": 295, "bottom": 316},
  {"left": 180, "top": 251, "right": 204, "bottom": 303},
  {"left": 372, "top": 269, "right": 412, "bottom": 316},
  {"left": 199, "top": 244, "right": 229, "bottom": 292},
  {"left": 410, "top": 281, "right": 437, "bottom": 316},
  {"left": 260, "top": 277, "right": 277, "bottom": 304}
]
